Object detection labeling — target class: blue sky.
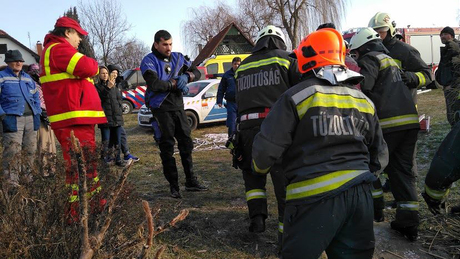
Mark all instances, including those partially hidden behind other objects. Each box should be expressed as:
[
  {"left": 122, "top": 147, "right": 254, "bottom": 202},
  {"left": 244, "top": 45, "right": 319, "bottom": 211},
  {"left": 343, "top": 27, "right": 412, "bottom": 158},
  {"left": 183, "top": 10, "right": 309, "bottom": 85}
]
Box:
[{"left": 1, "top": 0, "right": 459, "bottom": 55}]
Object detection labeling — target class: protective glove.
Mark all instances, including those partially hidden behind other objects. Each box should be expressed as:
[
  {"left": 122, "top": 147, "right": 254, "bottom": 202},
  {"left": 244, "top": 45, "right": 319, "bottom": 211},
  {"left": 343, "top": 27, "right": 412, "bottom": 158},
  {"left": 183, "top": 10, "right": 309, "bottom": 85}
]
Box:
[
  {"left": 181, "top": 85, "right": 189, "bottom": 95},
  {"left": 400, "top": 70, "right": 418, "bottom": 89},
  {"left": 422, "top": 192, "right": 442, "bottom": 215},
  {"left": 176, "top": 74, "right": 189, "bottom": 91}
]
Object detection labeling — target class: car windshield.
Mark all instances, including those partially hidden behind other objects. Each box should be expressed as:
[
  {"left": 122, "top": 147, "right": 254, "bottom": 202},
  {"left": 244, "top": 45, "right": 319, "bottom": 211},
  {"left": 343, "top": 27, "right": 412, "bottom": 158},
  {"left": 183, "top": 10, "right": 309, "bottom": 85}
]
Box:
[{"left": 183, "top": 81, "right": 210, "bottom": 97}]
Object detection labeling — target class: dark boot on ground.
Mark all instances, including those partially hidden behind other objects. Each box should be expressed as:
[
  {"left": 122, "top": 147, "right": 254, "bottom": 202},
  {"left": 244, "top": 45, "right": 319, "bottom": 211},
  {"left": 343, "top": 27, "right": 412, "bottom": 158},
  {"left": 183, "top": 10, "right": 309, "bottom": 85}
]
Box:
[
  {"left": 390, "top": 221, "right": 418, "bottom": 242},
  {"left": 248, "top": 214, "right": 265, "bottom": 233},
  {"left": 170, "top": 186, "right": 182, "bottom": 199},
  {"left": 422, "top": 192, "right": 442, "bottom": 215},
  {"left": 185, "top": 177, "right": 208, "bottom": 191},
  {"left": 374, "top": 208, "right": 385, "bottom": 222}
]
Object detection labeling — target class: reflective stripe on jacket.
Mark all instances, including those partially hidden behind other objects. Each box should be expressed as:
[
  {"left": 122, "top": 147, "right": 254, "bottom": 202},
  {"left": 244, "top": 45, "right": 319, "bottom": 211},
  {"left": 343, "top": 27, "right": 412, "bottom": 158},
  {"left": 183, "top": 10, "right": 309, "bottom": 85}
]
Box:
[
  {"left": 252, "top": 77, "right": 388, "bottom": 205},
  {"left": 359, "top": 51, "right": 420, "bottom": 134},
  {"left": 39, "top": 34, "right": 106, "bottom": 129}
]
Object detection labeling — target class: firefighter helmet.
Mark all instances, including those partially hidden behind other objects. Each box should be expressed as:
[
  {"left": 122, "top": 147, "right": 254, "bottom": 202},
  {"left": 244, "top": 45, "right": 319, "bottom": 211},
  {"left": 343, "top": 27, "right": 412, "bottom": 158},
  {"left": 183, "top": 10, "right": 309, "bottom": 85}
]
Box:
[
  {"left": 368, "top": 12, "right": 396, "bottom": 37},
  {"left": 348, "top": 27, "right": 381, "bottom": 51},
  {"left": 293, "top": 28, "right": 346, "bottom": 73},
  {"left": 256, "top": 25, "right": 286, "bottom": 44}
]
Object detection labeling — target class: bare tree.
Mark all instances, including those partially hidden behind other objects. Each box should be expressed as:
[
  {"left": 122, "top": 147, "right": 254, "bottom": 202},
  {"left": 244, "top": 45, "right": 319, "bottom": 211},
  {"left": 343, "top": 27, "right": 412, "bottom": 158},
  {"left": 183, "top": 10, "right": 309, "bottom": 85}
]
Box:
[
  {"left": 78, "top": 0, "right": 131, "bottom": 66},
  {"left": 182, "top": 1, "right": 238, "bottom": 57},
  {"left": 237, "top": 0, "right": 278, "bottom": 40},
  {"left": 110, "top": 38, "right": 150, "bottom": 71}
]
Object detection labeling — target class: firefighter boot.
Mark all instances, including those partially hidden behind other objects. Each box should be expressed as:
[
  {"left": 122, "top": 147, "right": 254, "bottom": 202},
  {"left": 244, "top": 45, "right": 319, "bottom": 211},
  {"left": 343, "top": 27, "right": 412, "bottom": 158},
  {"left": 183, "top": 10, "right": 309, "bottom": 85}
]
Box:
[
  {"left": 390, "top": 221, "right": 418, "bottom": 242},
  {"left": 374, "top": 208, "right": 385, "bottom": 222},
  {"left": 248, "top": 214, "right": 265, "bottom": 233},
  {"left": 185, "top": 177, "right": 208, "bottom": 191},
  {"left": 422, "top": 192, "right": 442, "bottom": 215}
]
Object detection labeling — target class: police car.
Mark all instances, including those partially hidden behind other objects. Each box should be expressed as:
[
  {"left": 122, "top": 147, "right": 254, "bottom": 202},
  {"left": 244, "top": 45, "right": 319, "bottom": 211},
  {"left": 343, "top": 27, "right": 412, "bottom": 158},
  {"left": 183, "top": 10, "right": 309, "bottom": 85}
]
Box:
[{"left": 138, "top": 79, "right": 227, "bottom": 130}]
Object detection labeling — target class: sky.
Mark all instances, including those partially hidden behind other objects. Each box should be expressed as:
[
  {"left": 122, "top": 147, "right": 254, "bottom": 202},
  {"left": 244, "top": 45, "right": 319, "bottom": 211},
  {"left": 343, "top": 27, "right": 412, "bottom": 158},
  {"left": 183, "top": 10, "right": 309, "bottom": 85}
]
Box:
[{"left": 1, "top": 0, "right": 459, "bottom": 55}]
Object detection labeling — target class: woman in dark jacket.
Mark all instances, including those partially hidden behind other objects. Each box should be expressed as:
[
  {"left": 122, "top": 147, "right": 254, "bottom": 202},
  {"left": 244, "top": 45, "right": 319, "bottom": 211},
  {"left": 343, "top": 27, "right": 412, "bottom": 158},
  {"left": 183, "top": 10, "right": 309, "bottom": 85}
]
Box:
[{"left": 96, "top": 65, "right": 125, "bottom": 166}]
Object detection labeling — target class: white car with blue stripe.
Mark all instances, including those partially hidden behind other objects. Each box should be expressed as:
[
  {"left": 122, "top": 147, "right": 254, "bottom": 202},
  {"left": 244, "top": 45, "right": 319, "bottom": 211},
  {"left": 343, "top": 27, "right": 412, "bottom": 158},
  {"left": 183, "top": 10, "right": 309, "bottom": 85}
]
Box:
[{"left": 138, "top": 79, "right": 227, "bottom": 130}]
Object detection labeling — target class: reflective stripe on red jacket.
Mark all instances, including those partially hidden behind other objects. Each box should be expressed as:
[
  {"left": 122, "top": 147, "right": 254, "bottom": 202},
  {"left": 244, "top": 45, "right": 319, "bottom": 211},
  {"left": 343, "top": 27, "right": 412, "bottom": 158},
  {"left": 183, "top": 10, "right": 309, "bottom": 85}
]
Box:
[{"left": 39, "top": 34, "right": 106, "bottom": 129}]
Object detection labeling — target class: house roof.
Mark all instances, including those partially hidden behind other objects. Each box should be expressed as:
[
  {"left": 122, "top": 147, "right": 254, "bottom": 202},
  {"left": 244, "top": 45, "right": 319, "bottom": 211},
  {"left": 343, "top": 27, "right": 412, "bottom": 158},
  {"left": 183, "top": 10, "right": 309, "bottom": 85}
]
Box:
[
  {"left": 192, "top": 22, "right": 254, "bottom": 67},
  {"left": 0, "top": 29, "right": 40, "bottom": 62}
]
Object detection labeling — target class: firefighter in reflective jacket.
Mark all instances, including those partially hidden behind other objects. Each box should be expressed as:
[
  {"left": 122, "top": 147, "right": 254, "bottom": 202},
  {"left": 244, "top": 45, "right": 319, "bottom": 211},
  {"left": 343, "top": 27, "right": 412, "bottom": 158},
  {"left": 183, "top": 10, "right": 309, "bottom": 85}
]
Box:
[
  {"left": 234, "top": 25, "right": 299, "bottom": 238},
  {"left": 422, "top": 121, "right": 460, "bottom": 215},
  {"left": 369, "top": 12, "right": 432, "bottom": 104},
  {"left": 39, "top": 17, "right": 107, "bottom": 223},
  {"left": 349, "top": 28, "right": 420, "bottom": 241},
  {"left": 252, "top": 28, "right": 388, "bottom": 259}
]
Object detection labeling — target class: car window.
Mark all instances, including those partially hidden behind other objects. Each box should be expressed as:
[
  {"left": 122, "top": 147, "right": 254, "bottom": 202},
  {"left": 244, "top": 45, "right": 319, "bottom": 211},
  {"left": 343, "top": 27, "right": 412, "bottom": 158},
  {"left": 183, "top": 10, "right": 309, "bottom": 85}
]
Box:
[
  {"left": 204, "top": 83, "right": 218, "bottom": 98},
  {"left": 223, "top": 62, "right": 232, "bottom": 72},
  {"left": 136, "top": 70, "right": 146, "bottom": 86},
  {"left": 127, "top": 71, "right": 138, "bottom": 89},
  {"left": 206, "top": 63, "right": 218, "bottom": 75},
  {"left": 183, "top": 82, "right": 210, "bottom": 97}
]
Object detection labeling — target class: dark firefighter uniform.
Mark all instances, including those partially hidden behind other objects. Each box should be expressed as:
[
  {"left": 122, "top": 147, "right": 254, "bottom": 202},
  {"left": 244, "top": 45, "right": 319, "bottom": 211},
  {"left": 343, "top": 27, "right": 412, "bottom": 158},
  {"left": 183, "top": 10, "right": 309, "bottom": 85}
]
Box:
[
  {"left": 358, "top": 50, "right": 420, "bottom": 240},
  {"left": 252, "top": 75, "right": 388, "bottom": 259},
  {"left": 140, "top": 47, "right": 202, "bottom": 196},
  {"left": 422, "top": 121, "right": 460, "bottom": 214},
  {"left": 234, "top": 35, "right": 299, "bottom": 236},
  {"left": 383, "top": 36, "right": 432, "bottom": 104}
]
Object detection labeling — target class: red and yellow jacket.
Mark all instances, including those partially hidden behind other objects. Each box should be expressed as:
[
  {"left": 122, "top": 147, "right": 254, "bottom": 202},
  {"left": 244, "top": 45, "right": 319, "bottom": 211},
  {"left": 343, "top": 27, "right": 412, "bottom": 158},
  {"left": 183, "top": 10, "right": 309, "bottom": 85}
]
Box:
[{"left": 39, "top": 34, "right": 107, "bottom": 129}]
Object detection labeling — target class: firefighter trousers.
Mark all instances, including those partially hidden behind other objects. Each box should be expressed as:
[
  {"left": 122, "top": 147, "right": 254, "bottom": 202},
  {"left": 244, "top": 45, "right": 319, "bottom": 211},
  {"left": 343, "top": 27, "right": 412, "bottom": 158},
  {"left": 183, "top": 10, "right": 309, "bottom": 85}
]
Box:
[
  {"left": 373, "top": 129, "right": 419, "bottom": 227},
  {"left": 155, "top": 110, "right": 195, "bottom": 189},
  {"left": 282, "top": 183, "right": 374, "bottom": 259},
  {"left": 239, "top": 127, "right": 286, "bottom": 232},
  {"left": 425, "top": 121, "right": 460, "bottom": 198}
]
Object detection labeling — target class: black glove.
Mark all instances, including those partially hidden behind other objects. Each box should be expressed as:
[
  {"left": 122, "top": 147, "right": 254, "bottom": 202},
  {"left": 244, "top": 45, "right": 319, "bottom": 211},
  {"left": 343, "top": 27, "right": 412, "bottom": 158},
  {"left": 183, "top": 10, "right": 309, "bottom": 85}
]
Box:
[
  {"left": 0, "top": 114, "right": 5, "bottom": 121},
  {"left": 400, "top": 70, "right": 418, "bottom": 88},
  {"left": 41, "top": 110, "right": 50, "bottom": 125}
]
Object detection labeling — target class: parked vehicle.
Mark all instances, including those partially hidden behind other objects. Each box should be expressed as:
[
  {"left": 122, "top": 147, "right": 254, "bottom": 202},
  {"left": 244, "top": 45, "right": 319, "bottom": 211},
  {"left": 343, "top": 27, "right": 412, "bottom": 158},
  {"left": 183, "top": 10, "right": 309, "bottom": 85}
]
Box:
[
  {"left": 119, "top": 68, "right": 146, "bottom": 114},
  {"left": 202, "top": 54, "right": 250, "bottom": 78},
  {"left": 138, "top": 79, "right": 227, "bottom": 130}
]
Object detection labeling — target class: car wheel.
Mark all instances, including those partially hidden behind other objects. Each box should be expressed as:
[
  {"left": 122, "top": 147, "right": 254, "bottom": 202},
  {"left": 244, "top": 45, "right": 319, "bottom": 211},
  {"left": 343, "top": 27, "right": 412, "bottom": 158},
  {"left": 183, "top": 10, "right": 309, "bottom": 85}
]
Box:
[
  {"left": 121, "top": 100, "right": 133, "bottom": 114},
  {"left": 186, "top": 111, "right": 198, "bottom": 130}
]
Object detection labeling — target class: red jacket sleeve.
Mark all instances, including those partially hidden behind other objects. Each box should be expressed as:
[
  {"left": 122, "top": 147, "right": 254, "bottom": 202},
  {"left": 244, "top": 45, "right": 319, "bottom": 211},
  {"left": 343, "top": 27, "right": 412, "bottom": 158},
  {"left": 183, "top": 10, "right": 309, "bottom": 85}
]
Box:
[{"left": 51, "top": 44, "right": 99, "bottom": 78}]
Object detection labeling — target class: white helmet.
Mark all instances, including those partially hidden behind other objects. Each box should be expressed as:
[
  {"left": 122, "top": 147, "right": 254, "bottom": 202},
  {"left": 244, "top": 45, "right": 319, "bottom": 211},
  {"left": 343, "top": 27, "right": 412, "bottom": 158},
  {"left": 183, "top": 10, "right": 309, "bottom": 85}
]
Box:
[
  {"left": 256, "top": 25, "right": 286, "bottom": 44},
  {"left": 368, "top": 12, "right": 397, "bottom": 38},
  {"left": 348, "top": 27, "right": 381, "bottom": 51}
]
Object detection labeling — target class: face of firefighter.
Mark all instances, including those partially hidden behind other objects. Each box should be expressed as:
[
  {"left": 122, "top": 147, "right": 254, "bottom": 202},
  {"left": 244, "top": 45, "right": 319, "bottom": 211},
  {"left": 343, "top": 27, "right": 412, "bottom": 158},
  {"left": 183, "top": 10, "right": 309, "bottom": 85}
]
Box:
[
  {"left": 375, "top": 27, "right": 388, "bottom": 40},
  {"left": 7, "top": 61, "right": 24, "bottom": 75},
  {"left": 440, "top": 32, "right": 453, "bottom": 44},
  {"left": 350, "top": 50, "right": 360, "bottom": 61},
  {"left": 232, "top": 61, "right": 241, "bottom": 71},
  {"left": 65, "top": 29, "right": 82, "bottom": 49},
  {"left": 99, "top": 68, "right": 109, "bottom": 81},
  {"left": 154, "top": 38, "right": 173, "bottom": 57}
]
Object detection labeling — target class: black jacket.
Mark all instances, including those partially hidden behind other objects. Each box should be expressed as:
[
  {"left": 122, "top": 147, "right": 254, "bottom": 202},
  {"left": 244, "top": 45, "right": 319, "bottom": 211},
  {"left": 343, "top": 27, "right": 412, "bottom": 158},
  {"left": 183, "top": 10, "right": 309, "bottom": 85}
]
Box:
[
  {"left": 235, "top": 37, "right": 300, "bottom": 127},
  {"left": 96, "top": 80, "right": 124, "bottom": 127},
  {"left": 436, "top": 38, "right": 460, "bottom": 86}
]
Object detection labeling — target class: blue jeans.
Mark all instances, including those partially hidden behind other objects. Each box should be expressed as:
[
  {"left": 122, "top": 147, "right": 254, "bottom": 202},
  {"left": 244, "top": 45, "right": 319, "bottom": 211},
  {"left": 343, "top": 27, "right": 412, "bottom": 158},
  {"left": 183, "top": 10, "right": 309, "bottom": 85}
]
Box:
[
  {"left": 225, "top": 101, "right": 237, "bottom": 137},
  {"left": 100, "top": 126, "right": 122, "bottom": 162}
]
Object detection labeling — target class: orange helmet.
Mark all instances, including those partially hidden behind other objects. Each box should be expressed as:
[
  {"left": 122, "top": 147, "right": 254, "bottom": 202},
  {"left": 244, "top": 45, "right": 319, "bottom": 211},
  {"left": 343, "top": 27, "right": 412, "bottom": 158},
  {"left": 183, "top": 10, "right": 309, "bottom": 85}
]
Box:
[{"left": 293, "top": 28, "right": 346, "bottom": 73}]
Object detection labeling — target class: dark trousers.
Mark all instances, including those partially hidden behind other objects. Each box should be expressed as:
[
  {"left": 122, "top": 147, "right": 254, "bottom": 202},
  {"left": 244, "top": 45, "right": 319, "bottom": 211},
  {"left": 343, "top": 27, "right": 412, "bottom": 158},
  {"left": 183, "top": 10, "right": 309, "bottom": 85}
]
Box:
[
  {"left": 239, "top": 127, "right": 286, "bottom": 229},
  {"left": 225, "top": 101, "right": 237, "bottom": 137},
  {"left": 100, "top": 126, "right": 123, "bottom": 162},
  {"left": 155, "top": 110, "right": 194, "bottom": 188},
  {"left": 425, "top": 121, "right": 460, "bottom": 191},
  {"left": 120, "top": 126, "right": 129, "bottom": 156},
  {"left": 444, "top": 87, "right": 460, "bottom": 127},
  {"left": 375, "top": 129, "right": 419, "bottom": 227},
  {"left": 282, "top": 183, "right": 374, "bottom": 259}
]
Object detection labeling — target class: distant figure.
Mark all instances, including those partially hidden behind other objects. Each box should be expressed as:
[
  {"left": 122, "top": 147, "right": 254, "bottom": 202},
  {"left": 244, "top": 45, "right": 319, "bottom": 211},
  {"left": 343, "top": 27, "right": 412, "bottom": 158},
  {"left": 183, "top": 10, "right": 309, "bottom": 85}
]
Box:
[
  {"left": 217, "top": 56, "right": 241, "bottom": 137},
  {"left": 252, "top": 28, "right": 387, "bottom": 258},
  {"left": 27, "top": 63, "right": 56, "bottom": 176},
  {"left": 96, "top": 65, "right": 126, "bottom": 167},
  {"left": 39, "top": 17, "right": 106, "bottom": 223},
  {"left": 0, "top": 50, "right": 41, "bottom": 189},
  {"left": 141, "top": 30, "right": 207, "bottom": 199},
  {"left": 435, "top": 26, "right": 460, "bottom": 127}
]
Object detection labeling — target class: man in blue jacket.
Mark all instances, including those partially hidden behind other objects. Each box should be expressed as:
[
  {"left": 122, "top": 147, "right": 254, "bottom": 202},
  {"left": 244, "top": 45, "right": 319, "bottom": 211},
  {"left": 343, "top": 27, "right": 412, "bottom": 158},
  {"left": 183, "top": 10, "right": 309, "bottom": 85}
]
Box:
[
  {"left": 217, "top": 57, "right": 241, "bottom": 137},
  {"left": 0, "top": 50, "right": 41, "bottom": 188}
]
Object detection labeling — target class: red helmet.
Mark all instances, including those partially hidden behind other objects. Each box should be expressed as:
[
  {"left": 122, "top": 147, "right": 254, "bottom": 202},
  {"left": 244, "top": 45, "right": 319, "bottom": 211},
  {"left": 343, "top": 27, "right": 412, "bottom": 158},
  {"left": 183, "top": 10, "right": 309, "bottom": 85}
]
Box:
[{"left": 293, "top": 28, "right": 346, "bottom": 73}]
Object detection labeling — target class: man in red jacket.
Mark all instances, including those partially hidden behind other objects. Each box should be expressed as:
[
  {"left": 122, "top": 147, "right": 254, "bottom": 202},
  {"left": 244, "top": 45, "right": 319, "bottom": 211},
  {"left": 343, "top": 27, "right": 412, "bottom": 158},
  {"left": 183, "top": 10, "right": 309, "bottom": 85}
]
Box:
[{"left": 39, "top": 17, "right": 107, "bottom": 223}]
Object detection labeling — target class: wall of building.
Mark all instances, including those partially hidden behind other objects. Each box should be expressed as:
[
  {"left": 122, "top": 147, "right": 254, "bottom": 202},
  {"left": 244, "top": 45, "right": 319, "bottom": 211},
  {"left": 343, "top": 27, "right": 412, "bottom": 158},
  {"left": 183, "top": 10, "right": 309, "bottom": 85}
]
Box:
[{"left": 0, "top": 38, "right": 37, "bottom": 66}]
